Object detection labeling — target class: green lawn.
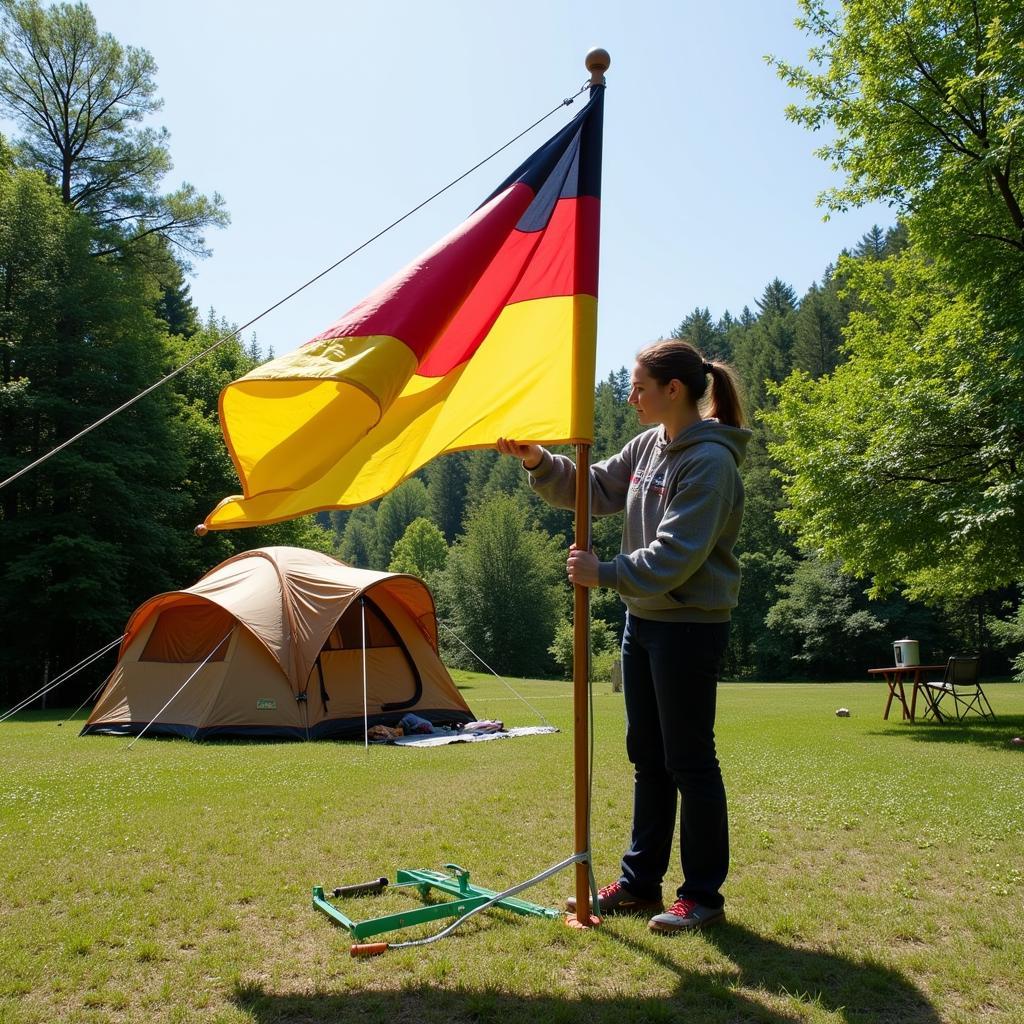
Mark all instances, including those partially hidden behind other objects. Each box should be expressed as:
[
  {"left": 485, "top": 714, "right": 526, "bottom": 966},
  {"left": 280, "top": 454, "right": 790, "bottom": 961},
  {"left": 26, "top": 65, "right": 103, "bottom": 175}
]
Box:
[{"left": 1, "top": 675, "right": 1022, "bottom": 1024}]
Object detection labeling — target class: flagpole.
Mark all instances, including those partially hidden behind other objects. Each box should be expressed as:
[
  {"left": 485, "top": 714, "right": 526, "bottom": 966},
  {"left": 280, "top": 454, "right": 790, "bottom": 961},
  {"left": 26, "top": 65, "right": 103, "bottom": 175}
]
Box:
[{"left": 568, "top": 47, "right": 609, "bottom": 930}]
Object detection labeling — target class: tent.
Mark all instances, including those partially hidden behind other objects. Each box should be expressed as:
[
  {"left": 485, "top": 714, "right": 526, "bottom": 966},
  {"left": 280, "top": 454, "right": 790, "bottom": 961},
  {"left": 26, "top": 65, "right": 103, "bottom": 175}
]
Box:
[{"left": 80, "top": 547, "right": 474, "bottom": 740}]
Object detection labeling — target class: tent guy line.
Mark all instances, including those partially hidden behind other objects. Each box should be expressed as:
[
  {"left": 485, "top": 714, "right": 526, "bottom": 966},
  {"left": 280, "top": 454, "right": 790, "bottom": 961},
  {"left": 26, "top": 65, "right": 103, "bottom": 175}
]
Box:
[
  {"left": 0, "top": 635, "right": 123, "bottom": 724},
  {"left": 124, "top": 631, "right": 234, "bottom": 751},
  {"left": 437, "top": 620, "right": 555, "bottom": 729},
  {"left": 0, "top": 81, "right": 591, "bottom": 496}
]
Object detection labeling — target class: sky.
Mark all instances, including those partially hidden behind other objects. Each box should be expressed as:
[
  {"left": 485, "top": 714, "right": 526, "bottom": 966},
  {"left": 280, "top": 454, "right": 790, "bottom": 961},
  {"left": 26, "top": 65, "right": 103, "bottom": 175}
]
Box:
[{"left": 43, "top": 0, "right": 889, "bottom": 379}]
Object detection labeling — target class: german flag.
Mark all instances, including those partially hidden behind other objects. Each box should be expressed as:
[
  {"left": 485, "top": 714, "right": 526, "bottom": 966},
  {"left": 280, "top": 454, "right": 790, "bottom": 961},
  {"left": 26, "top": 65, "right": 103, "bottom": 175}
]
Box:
[{"left": 203, "top": 86, "right": 603, "bottom": 529}]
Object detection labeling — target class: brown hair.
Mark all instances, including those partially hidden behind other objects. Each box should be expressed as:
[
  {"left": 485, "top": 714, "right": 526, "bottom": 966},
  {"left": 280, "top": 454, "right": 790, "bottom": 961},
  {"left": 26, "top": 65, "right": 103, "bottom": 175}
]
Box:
[{"left": 636, "top": 339, "right": 746, "bottom": 429}]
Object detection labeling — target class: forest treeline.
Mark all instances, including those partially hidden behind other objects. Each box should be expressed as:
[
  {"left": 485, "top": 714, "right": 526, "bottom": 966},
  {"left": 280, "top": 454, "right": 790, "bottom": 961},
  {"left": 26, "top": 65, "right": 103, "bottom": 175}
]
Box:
[
  {"left": 2, "top": 0, "right": 1022, "bottom": 704},
  {"left": 324, "top": 235, "right": 1017, "bottom": 684}
]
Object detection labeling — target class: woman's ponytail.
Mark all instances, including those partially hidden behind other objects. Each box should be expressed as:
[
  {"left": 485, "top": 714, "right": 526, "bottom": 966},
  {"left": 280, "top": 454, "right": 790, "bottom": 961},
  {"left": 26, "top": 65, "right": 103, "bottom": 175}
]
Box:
[
  {"left": 637, "top": 341, "right": 747, "bottom": 428},
  {"left": 705, "top": 361, "right": 745, "bottom": 429}
]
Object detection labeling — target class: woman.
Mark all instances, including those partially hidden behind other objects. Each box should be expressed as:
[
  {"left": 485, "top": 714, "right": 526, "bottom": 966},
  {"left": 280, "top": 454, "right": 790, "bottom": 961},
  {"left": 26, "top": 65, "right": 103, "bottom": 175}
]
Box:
[{"left": 497, "top": 338, "right": 749, "bottom": 933}]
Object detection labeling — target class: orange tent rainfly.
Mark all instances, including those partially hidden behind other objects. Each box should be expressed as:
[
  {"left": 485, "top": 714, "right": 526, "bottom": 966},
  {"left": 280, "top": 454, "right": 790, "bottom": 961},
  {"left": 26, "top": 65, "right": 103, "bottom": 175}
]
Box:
[
  {"left": 81, "top": 547, "right": 474, "bottom": 740},
  {"left": 202, "top": 87, "right": 604, "bottom": 529}
]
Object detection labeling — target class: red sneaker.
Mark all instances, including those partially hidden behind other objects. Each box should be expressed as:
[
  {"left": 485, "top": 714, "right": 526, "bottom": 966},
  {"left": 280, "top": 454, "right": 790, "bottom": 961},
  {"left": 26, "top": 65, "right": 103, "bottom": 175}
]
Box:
[
  {"left": 565, "top": 881, "right": 663, "bottom": 916},
  {"left": 649, "top": 897, "right": 725, "bottom": 932}
]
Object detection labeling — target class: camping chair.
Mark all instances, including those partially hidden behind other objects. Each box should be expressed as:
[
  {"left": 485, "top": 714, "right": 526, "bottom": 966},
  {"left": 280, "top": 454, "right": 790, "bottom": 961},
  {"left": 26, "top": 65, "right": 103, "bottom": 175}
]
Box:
[{"left": 922, "top": 656, "right": 994, "bottom": 722}]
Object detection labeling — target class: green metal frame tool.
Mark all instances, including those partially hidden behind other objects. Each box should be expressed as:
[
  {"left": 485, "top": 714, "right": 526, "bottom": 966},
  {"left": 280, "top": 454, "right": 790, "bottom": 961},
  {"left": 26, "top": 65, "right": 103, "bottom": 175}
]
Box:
[{"left": 313, "top": 863, "right": 559, "bottom": 947}]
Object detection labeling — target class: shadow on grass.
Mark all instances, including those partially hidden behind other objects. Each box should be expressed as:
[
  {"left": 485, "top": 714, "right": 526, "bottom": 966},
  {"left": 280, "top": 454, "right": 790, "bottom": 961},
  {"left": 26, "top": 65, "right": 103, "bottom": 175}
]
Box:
[
  {"left": 868, "top": 713, "right": 1024, "bottom": 751},
  {"left": 231, "top": 920, "right": 939, "bottom": 1024}
]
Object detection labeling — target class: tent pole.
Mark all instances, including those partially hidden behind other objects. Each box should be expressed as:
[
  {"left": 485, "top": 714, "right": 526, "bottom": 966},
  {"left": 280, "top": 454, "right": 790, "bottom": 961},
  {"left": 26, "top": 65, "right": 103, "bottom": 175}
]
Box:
[
  {"left": 570, "top": 441, "right": 596, "bottom": 926},
  {"left": 361, "top": 597, "right": 369, "bottom": 751}
]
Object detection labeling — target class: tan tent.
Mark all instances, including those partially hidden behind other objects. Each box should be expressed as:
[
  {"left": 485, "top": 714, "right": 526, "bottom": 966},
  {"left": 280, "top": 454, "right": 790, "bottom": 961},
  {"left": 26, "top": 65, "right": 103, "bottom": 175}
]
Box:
[{"left": 81, "top": 547, "right": 474, "bottom": 740}]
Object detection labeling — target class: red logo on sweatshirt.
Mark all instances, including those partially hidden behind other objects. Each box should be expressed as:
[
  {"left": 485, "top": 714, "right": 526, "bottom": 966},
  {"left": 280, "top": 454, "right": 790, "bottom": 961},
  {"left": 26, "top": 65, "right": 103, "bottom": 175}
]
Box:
[{"left": 630, "top": 469, "right": 667, "bottom": 497}]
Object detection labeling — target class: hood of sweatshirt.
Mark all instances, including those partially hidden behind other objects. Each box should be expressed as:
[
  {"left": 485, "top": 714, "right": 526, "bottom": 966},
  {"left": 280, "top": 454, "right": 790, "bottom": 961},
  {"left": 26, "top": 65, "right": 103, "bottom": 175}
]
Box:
[{"left": 657, "top": 419, "right": 751, "bottom": 468}]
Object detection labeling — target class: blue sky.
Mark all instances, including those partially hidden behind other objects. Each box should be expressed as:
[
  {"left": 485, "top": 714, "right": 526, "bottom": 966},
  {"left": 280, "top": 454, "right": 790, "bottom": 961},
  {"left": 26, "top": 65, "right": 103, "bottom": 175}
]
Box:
[{"left": 60, "top": 0, "right": 887, "bottom": 378}]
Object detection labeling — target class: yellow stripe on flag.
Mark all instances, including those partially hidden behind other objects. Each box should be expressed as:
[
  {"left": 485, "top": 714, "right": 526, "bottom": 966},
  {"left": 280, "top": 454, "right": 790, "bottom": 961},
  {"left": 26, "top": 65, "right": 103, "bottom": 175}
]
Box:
[
  {"left": 219, "top": 335, "right": 417, "bottom": 496},
  {"left": 206, "top": 294, "right": 596, "bottom": 527}
]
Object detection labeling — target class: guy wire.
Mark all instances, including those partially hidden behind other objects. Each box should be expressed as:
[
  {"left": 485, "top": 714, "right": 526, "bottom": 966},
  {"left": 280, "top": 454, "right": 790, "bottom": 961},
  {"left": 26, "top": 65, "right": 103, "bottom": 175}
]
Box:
[{"left": 0, "top": 82, "right": 591, "bottom": 494}]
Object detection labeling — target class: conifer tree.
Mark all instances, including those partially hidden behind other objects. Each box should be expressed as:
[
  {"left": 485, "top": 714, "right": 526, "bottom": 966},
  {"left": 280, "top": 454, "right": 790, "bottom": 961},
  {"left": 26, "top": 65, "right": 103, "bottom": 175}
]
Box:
[
  {"left": 792, "top": 283, "right": 842, "bottom": 378},
  {"left": 853, "top": 225, "right": 887, "bottom": 260},
  {"left": 425, "top": 453, "right": 468, "bottom": 542}
]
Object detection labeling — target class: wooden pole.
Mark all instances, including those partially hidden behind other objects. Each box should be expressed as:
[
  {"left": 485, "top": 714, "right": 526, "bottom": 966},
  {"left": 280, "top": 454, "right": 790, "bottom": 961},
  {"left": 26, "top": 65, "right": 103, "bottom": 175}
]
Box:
[
  {"left": 571, "top": 443, "right": 595, "bottom": 925},
  {"left": 566, "top": 45, "right": 610, "bottom": 931}
]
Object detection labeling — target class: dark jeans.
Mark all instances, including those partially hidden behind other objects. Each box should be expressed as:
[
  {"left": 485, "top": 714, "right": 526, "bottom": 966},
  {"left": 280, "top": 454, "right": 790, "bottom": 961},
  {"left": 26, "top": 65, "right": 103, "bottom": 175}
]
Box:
[{"left": 618, "top": 614, "right": 730, "bottom": 908}]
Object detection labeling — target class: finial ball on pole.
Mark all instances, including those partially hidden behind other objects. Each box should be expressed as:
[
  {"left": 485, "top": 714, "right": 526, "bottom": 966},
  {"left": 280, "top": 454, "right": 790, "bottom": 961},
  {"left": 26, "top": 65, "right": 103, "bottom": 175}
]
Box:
[
  {"left": 194, "top": 523, "right": 208, "bottom": 537},
  {"left": 585, "top": 48, "right": 610, "bottom": 85}
]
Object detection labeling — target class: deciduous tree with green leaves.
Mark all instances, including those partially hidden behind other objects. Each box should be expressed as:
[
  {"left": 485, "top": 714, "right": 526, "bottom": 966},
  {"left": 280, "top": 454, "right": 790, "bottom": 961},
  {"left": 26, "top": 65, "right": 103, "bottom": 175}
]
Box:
[
  {"left": 388, "top": 517, "right": 448, "bottom": 578},
  {"left": 770, "top": 0, "right": 1024, "bottom": 322},
  {"left": 766, "top": 0, "right": 1024, "bottom": 604},
  {"left": 765, "top": 249, "right": 1023, "bottom": 601},
  {"left": 0, "top": 0, "right": 227, "bottom": 259},
  {"left": 435, "top": 494, "right": 565, "bottom": 678},
  {"left": 548, "top": 616, "right": 617, "bottom": 681}
]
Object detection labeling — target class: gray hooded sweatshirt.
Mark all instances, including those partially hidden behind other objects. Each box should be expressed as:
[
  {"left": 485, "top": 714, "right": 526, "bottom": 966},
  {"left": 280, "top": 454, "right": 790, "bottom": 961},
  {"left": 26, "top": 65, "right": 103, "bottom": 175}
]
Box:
[{"left": 528, "top": 419, "right": 751, "bottom": 622}]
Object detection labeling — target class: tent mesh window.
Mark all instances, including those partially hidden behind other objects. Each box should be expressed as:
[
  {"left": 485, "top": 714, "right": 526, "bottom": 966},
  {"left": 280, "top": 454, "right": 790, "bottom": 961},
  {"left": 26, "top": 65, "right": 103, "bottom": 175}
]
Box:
[
  {"left": 318, "top": 598, "right": 424, "bottom": 713},
  {"left": 139, "top": 603, "right": 233, "bottom": 663},
  {"left": 323, "top": 603, "right": 394, "bottom": 651}
]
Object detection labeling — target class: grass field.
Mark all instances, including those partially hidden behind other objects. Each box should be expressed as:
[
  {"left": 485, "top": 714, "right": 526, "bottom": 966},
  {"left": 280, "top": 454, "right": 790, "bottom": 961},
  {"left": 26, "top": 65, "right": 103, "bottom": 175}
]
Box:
[{"left": 1, "top": 674, "right": 1022, "bottom": 1024}]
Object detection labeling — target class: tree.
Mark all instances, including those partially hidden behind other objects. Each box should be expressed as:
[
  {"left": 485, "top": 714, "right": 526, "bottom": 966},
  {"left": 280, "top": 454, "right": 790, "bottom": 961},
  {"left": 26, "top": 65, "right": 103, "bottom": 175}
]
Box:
[
  {"left": 674, "top": 307, "right": 730, "bottom": 362},
  {"left": 154, "top": 257, "right": 199, "bottom": 338},
  {"left": 991, "top": 591, "right": 1024, "bottom": 682},
  {"left": 791, "top": 282, "right": 843, "bottom": 378},
  {"left": 0, "top": 163, "right": 190, "bottom": 701},
  {"left": 765, "top": 556, "right": 887, "bottom": 676},
  {"left": 0, "top": 0, "right": 226, "bottom": 259},
  {"left": 548, "top": 616, "right": 617, "bottom": 680},
  {"left": 465, "top": 449, "right": 500, "bottom": 505},
  {"left": 338, "top": 506, "right": 378, "bottom": 569},
  {"left": 770, "top": 0, "right": 1024, "bottom": 325},
  {"left": 389, "top": 517, "right": 448, "bottom": 578},
  {"left": 731, "top": 305, "right": 796, "bottom": 409},
  {"left": 435, "top": 494, "right": 565, "bottom": 677},
  {"left": 375, "top": 478, "right": 429, "bottom": 567},
  {"left": 482, "top": 453, "right": 527, "bottom": 502},
  {"left": 726, "top": 549, "right": 796, "bottom": 679},
  {"left": 594, "top": 373, "right": 639, "bottom": 460},
  {"left": 755, "top": 278, "right": 798, "bottom": 319},
  {"left": 764, "top": 0, "right": 1024, "bottom": 608},
  {"left": 0, "top": 9, "right": 325, "bottom": 706},
  {"left": 764, "top": 248, "right": 1024, "bottom": 601},
  {"left": 853, "top": 225, "right": 887, "bottom": 261},
  {"left": 425, "top": 452, "right": 467, "bottom": 542}
]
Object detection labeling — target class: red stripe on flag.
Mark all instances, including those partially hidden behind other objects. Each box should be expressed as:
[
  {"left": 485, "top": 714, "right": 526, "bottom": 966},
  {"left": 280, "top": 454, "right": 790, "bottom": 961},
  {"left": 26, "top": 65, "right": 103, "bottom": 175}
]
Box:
[
  {"left": 508, "top": 196, "right": 599, "bottom": 304},
  {"left": 416, "top": 197, "right": 599, "bottom": 378},
  {"left": 309, "top": 183, "right": 534, "bottom": 360}
]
